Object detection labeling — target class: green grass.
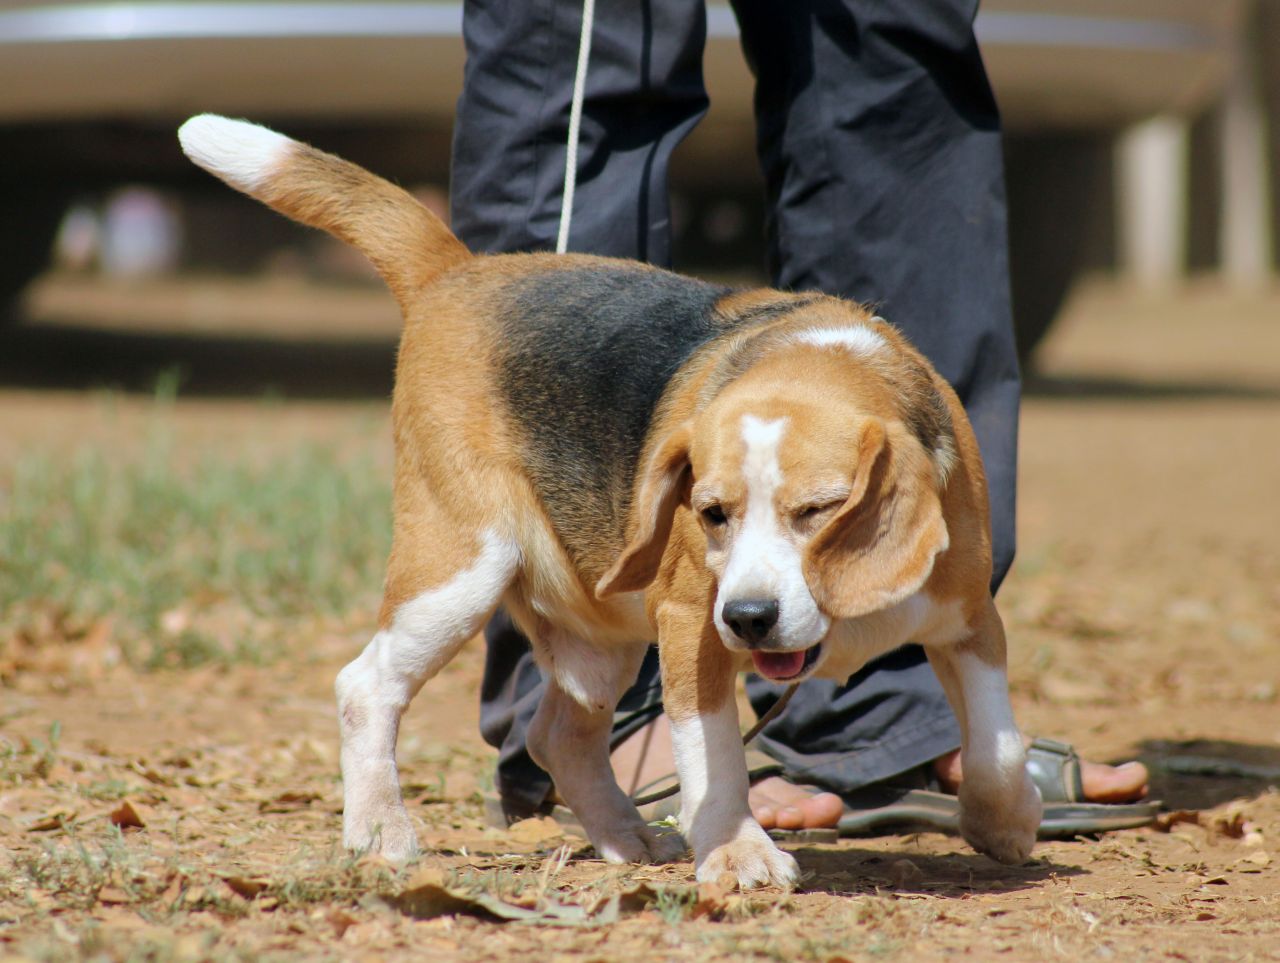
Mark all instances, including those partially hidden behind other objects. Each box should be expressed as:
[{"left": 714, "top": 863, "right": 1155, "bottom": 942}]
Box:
[{"left": 0, "top": 383, "right": 391, "bottom": 670}]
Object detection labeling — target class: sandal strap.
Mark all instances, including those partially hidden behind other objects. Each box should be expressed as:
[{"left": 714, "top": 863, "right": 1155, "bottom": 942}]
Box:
[{"left": 1025, "top": 736, "right": 1086, "bottom": 803}]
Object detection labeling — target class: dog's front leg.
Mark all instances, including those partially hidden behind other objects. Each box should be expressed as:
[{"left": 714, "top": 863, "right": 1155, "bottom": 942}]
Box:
[
  {"left": 926, "top": 598, "right": 1041, "bottom": 864},
  {"left": 660, "top": 608, "right": 799, "bottom": 889}
]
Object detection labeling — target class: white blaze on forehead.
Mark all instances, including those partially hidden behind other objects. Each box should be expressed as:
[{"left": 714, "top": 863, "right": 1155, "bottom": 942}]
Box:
[
  {"left": 714, "top": 414, "right": 830, "bottom": 648},
  {"left": 739, "top": 414, "right": 787, "bottom": 495},
  {"left": 794, "top": 325, "right": 886, "bottom": 356},
  {"left": 718, "top": 414, "right": 787, "bottom": 604},
  {"left": 178, "top": 114, "right": 292, "bottom": 193}
]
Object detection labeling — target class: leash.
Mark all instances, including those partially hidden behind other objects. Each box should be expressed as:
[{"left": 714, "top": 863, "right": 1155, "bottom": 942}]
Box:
[
  {"left": 556, "top": 0, "right": 596, "bottom": 254},
  {"left": 631, "top": 682, "right": 801, "bottom": 807}
]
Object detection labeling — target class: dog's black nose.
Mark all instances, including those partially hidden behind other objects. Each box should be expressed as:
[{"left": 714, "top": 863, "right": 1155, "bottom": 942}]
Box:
[{"left": 722, "top": 599, "right": 780, "bottom": 646}]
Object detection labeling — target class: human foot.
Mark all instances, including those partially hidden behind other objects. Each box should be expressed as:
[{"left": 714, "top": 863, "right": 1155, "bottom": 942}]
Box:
[
  {"left": 931, "top": 745, "right": 1150, "bottom": 802},
  {"left": 746, "top": 775, "right": 845, "bottom": 830}
]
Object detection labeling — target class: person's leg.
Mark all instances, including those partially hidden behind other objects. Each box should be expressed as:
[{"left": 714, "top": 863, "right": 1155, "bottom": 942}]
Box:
[
  {"left": 451, "top": 0, "right": 708, "bottom": 260},
  {"left": 452, "top": 0, "right": 708, "bottom": 816},
  {"left": 728, "top": 0, "right": 1016, "bottom": 795}
]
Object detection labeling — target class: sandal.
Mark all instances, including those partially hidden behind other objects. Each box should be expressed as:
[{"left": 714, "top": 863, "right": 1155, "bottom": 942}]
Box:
[{"left": 828, "top": 737, "right": 1160, "bottom": 839}]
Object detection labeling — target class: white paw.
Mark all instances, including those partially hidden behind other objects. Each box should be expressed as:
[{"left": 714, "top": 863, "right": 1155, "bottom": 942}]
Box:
[
  {"left": 592, "top": 816, "right": 687, "bottom": 864},
  {"left": 343, "top": 803, "right": 419, "bottom": 862},
  {"left": 695, "top": 830, "right": 799, "bottom": 889},
  {"left": 959, "top": 774, "right": 1041, "bottom": 865}
]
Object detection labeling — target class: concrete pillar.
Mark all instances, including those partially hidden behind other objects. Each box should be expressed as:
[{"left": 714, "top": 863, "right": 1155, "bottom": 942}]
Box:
[
  {"left": 1117, "top": 116, "right": 1189, "bottom": 289},
  {"left": 1219, "top": 6, "right": 1274, "bottom": 288}
]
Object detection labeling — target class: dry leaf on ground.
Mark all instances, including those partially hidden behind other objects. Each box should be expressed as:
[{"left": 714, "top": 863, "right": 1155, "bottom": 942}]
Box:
[
  {"left": 108, "top": 799, "right": 150, "bottom": 829},
  {"left": 223, "top": 876, "right": 271, "bottom": 900},
  {"left": 506, "top": 816, "right": 565, "bottom": 846}
]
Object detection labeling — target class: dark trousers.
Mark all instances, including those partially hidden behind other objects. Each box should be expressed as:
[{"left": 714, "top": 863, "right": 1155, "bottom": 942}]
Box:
[{"left": 451, "top": 0, "right": 1021, "bottom": 814}]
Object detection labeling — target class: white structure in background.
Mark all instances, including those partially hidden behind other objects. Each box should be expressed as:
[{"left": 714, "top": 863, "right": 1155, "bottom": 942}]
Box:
[
  {"left": 1219, "top": 16, "right": 1274, "bottom": 288},
  {"left": 1118, "top": 116, "right": 1189, "bottom": 288},
  {"left": 100, "top": 188, "right": 183, "bottom": 278},
  {"left": 1118, "top": 6, "right": 1273, "bottom": 290}
]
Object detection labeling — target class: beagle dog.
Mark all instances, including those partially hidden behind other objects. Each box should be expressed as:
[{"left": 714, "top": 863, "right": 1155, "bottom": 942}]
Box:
[{"left": 179, "top": 115, "right": 1041, "bottom": 889}]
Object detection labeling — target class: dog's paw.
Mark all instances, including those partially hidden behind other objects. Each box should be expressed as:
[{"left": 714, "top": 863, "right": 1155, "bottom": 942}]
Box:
[
  {"left": 343, "top": 806, "right": 420, "bottom": 863},
  {"left": 593, "top": 818, "right": 687, "bottom": 865},
  {"left": 647, "top": 824, "right": 690, "bottom": 863},
  {"left": 959, "top": 776, "right": 1041, "bottom": 865},
  {"left": 695, "top": 831, "right": 799, "bottom": 889},
  {"left": 961, "top": 821, "right": 1035, "bottom": 865}
]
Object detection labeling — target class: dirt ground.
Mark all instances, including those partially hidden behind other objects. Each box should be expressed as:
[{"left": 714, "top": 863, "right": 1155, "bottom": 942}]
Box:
[{"left": 2, "top": 276, "right": 1280, "bottom": 961}]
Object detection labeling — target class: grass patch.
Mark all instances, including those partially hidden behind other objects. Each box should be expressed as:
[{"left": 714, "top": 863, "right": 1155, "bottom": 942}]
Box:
[
  {"left": 0, "top": 720, "right": 63, "bottom": 790},
  {"left": 0, "top": 381, "right": 391, "bottom": 672}
]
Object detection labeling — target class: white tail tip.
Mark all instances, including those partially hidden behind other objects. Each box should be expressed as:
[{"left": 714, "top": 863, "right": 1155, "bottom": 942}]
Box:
[{"left": 178, "top": 114, "right": 292, "bottom": 193}]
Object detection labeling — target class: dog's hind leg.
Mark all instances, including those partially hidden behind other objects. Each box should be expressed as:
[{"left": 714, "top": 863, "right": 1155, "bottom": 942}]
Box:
[
  {"left": 335, "top": 525, "right": 519, "bottom": 861},
  {"left": 525, "top": 638, "right": 686, "bottom": 865}
]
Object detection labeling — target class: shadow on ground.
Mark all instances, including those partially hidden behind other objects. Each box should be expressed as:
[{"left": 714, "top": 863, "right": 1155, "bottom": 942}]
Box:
[
  {"left": 0, "top": 321, "right": 396, "bottom": 398},
  {"left": 7, "top": 314, "right": 1280, "bottom": 403},
  {"left": 1139, "top": 739, "right": 1280, "bottom": 810},
  {"left": 1025, "top": 372, "right": 1280, "bottom": 402},
  {"left": 792, "top": 845, "right": 1082, "bottom": 896}
]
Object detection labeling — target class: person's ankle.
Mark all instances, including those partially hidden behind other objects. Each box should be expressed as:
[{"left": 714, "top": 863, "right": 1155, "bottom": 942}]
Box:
[{"left": 932, "top": 748, "right": 963, "bottom": 793}]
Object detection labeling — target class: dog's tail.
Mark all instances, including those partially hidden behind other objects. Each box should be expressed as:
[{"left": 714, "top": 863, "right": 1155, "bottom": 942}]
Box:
[{"left": 178, "top": 114, "right": 470, "bottom": 307}]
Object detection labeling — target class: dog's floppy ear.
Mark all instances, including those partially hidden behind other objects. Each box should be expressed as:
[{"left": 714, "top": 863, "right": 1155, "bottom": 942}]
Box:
[
  {"left": 802, "top": 419, "right": 949, "bottom": 619},
  {"left": 596, "top": 424, "right": 692, "bottom": 598}
]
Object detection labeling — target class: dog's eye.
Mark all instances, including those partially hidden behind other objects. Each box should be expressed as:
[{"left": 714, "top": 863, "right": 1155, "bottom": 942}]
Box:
[
  {"left": 700, "top": 504, "right": 727, "bottom": 526},
  {"left": 795, "top": 501, "right": 841, "bottom": 524}
]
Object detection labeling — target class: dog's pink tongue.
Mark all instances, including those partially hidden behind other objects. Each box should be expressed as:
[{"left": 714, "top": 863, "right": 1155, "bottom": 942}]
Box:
[{"left": 751, "top": 650, "right": 805, "bottom": 680}]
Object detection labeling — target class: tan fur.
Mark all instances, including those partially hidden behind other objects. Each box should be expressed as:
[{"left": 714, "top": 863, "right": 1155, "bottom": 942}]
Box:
[
  {"left": 597, "top": 424, "right": 694, "bottom": 596},
  {"left": 258, "top": 147, "right": 470, "bottom": 307},
  {"left": 800, "top": 415, "right": 949, "bottom": 620}
]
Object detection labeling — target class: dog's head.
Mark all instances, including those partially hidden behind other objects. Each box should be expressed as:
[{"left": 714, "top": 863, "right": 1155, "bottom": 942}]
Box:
[{"left": 597, "top": 315, "right": 955, "bottom": 681}]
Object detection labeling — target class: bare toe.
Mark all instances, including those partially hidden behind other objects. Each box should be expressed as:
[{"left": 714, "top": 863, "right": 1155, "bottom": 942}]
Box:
[
  {"left": 1081, "top": 760, "right": 1149, "bottom": 803},
  {"left": 796, "top": 789, "right": 844, "bottom": 827},
  {"left": 749, "top": 776, "right": 843, "bottom": 830},
  {"left": 752, "top": 803, "right": 778, "bottom": 827},
  {"left": 773, "top": 805, "right": 806, "bottom": 831}
]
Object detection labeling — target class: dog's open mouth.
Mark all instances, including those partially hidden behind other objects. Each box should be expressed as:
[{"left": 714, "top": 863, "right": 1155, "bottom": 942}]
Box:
[{"left": 750, "top": 643, "right": 822, "bottom": 682}]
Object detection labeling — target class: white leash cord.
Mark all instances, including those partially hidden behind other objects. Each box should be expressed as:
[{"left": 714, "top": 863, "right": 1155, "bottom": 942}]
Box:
[{"left": 556, "top": 0, "right": 595, "bottom": 254}]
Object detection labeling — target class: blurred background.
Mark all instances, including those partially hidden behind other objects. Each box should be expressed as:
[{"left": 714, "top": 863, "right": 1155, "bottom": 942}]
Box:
[
  {"left": 0, "top": 0, "right": 1276, "bottom": 381},
  {"left": 2, "top": 9, "right": 1279, "bottom": 955}
]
